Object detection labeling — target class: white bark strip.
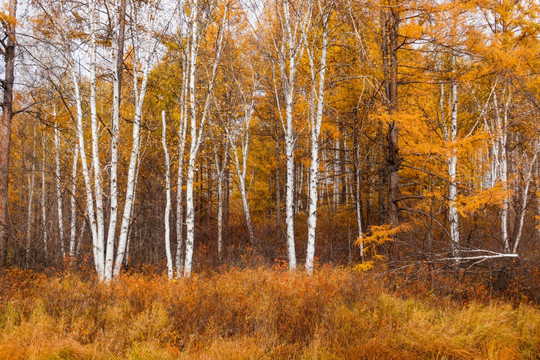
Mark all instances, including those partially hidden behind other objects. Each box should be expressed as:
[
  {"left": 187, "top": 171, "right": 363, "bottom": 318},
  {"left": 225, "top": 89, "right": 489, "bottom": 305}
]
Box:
[
  {"left": 113, "top": 19, "right": 155, "bottom": 277},
  {"left": 184, "top": 0, "right": 227, "bottom": 277},
  {"left": 26, "top": 126, "right": 36, "bottom": 265},
  {"left": 493, "top": 91, "right": 510, "bottom": 252},
  {"left": 306, "top": 7, "right": 329, "bottom": 274},
  {"left": 448, "top": 80, "right": 459, "bottom": 258},
  {"left": 276, "top": 1, "right": 311, "bottom": 271},
  {"left": 69, "top": 144, "right": 78, "bottom": 259},
  {"left": 89, "top": 0, "right": 106, "bottom": 278},
  {"left": 512, "top": 142, "right": 539, "bottom": 253},
  {"left": 175, "top": 45, "right": 189, "bottom": 278},
  {"left": 227, "top": 97, "right": 255, "bottom": 248},
  {"left": 41, "top": 135, "right": 48, "bottom": 257},
  {"left": 162, "top": 110, "right": 173, "bottom": 279},
  {"left": 54, "top": 124, "right": 64, "bottom": 257},
  {"left": 212, "top": 135, "right": 228, "bottom": 261},
  {"left": 184, "top": 0, "right": 200, "bottom": 278},
  {"left": 71, "top": 68, "right": 102, "bottom": 278},
  {"left": 104, "top": 0, "right": 123, "bottom": 282}
]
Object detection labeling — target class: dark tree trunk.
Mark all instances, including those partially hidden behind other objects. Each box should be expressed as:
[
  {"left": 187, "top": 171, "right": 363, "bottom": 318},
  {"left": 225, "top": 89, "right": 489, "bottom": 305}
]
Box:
[
  {"left": 381, "top": 1, "right": 400, "bottom": 227},
  {"left": 0, "top": 0, "right": 17, "bottom": 267}
]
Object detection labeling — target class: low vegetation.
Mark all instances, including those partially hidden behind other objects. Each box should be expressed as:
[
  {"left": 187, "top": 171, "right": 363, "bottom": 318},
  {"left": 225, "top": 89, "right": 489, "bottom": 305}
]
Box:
[{"left": 0, "top": 266, "right": 539, "bottom": 359}]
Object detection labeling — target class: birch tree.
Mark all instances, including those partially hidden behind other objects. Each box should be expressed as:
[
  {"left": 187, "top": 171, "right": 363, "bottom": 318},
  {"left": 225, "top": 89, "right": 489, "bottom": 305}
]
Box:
[
  {"left": 221, "top": 68, "right": 257, "bottom": 248},
  {"left": 305, "top": 0, "right": 330, "bottom": 274},
  {"left": 267, "top": 0, "right": 312, "bottom": 270},
  {"left": 183, "top": 0, "right": 227, "bottom": 277},
  {"left": 162, "top": 110, "right": 173, "bottom": 278},
  {"left": 54, "top": 123, "right": 64, "bottom": 256}
]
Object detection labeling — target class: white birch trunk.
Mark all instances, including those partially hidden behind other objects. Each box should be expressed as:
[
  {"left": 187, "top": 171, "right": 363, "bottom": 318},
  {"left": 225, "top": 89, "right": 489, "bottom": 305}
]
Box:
[
  {"left": 212, "top": 136, "right": 228, "bottom": 261},
  {"left": 355, "top": 143, "right": 364, "bottom": 260},
  {"left": 26, "top": 130, "right": 36, "bottom": 266},
  {"left": 306, "top": 12, "right": 329, "bottom": 274},
  {"left": 449, "top": 80, "right": 460, "bottom": 258},
  {"left": 72, "top": 69, "right": 102, "bottom": 278},
  {"left": 513, "top": 145, "right": 539, "bottom": 253},
  {"left": 69, "top": 145, "right": 78, "bottom": 259},
  {"left": 41, "top": 136, "right": 48, "bottom": 257},
  {"left": 184, "top": 0, "right": 226, "bottom": 277},
  {"left": 494, "top": 91, "right": 510, "bottom": 252},
  {"left": 227, "top": 100, "right": 255, "bottom": 247},
  {"left": 217, "top": 168, "right": 224, "bottom": 260},
  {"left": 54, "top": 124, "right": 64, "bottom": 257},
  {"left": 162, "top": 111, "right": 173, "bottom": 278},
  {"left": 280, "top": 1, "right": 310, "bottom": 271},
  {"left": 104, "top": 0, "right": 123, "bottom": 282},
  {"left": 89, "top": 0, "right": 106, "bottom": 278},
  {"left": 175, "top": 47, "right": 189, "bottom": 278},
  {"left": 113, "top": 27, "right": 154, "bottom": 278},
  {"left": 183, "top": 0, "right": 200, "bottom": 278}
]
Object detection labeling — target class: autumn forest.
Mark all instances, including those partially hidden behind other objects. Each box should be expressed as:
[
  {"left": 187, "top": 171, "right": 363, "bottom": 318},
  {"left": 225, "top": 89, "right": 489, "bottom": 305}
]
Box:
[{"left": 1, "top": 0, "right": 540, "bottom": 358}]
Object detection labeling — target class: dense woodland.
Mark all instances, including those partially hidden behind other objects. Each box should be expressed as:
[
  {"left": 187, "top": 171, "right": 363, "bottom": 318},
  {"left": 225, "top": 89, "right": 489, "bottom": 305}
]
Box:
[{"left": 0, "top": 0, "right": 539, "bottom": 281}]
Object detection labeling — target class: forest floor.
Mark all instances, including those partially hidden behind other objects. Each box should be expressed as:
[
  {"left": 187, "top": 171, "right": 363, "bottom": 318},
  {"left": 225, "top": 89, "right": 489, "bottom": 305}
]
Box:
[{"left": 0, "top": 266, "right": 539, "bottom": 359}]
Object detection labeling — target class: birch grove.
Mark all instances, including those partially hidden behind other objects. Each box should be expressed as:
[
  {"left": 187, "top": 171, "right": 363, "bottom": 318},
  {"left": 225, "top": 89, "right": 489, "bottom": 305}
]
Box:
[{"left": 2, "top": 0, "right": 540, "bottom": 278}]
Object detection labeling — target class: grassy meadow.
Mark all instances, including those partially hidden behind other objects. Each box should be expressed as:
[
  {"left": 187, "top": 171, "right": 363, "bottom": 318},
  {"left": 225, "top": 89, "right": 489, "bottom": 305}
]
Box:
[{"left": 0, "top": 266, "right": 539, "bottom": 359}]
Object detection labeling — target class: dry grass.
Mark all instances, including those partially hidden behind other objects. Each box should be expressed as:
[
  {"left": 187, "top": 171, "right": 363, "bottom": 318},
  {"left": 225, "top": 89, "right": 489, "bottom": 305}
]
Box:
[{"left": 0, "top": 266, "right": 539, "bottom": 359}]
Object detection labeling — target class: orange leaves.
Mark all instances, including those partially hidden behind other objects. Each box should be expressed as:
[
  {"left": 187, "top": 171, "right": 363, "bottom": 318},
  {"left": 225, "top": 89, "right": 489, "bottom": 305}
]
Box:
[
  {"left": 456, "top": 181, "right": 511, "bottom": 217},
  {"left": 355, "top": 223, "right": 412, "bottom": 272}
]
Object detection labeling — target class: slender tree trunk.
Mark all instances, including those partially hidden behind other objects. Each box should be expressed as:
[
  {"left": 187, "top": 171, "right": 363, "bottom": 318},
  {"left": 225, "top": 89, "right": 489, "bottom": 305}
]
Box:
[
  {"left": 354, "top": 134, "right": 364, "bottom": 260},
  {"left": 41, "top": 136, "right": 48, "bottom": 258},
  {"left": 513, "top": 145, "right": 539, "bottom": 253},
  {"left": 224, "top": 166, "right": 230, "bottom": 247},
  {"left": 306, "top": 14, "right": 329, "bottom": 274},
  {"left": 237, "top": 169, "right": 255, "bottom": 246},
  {"left": 275, "top": 140, "right": 282, "bottom": 240},
  {"left": 382, "top": 2, "right": 400, "bottom": 227},
  {"left": 228, "top": 102, "right": 255, "bottom": 247},
  {"left": 175, "top": 46, "right": 189, "bottom": 277},
  {"left": 162, "top": 111, "right": 173, "bottom": 278},
  {"left": 72, "top": 69, "right": 101, "bottom": 277},
  {"left": 69, "top": 145, "right": 79, "bottom": 259},
  {"left": 217, "top": 165, "right": 224, "bottom": 261},
  {"left": 0, "top": 0, "right": 17, "bottom": 267},
  {"left": 26, "top": 128, "right": 36, "bottom": 267},
  {"left": 54, "top": 124, "right": 64, "bottom": 257},
  {"left": 113, "top": 30, "right": 153, "bottom": 278},
  {"left": 89, "top": 0, "right": 106, "bottom": 278},
  {"left": 184, "top": 0, "right": 226, "bottom": 277},
  {"left": 494, "top": 91, "right": 510, "bottom": 252},
  {"left": 448, "top": 80, "right": 460, "bottom": 258},
  {"left": 104, "top": 0, "right": 126, "bottom": 281},
  {"left": 184, "top": 0, "right": 200, "bottom": 278},
  {"left": 212, "top": 138, "right": 228, "bottom": 262},
  {"left": 285, "top": 128, "right": 296, "bottom": 269}
]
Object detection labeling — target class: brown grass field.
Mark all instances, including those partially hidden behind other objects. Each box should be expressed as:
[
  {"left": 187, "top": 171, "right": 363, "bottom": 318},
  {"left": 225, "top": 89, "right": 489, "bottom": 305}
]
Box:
[{"left": 0, "top": 266, "right": 539, "bottom": 359}]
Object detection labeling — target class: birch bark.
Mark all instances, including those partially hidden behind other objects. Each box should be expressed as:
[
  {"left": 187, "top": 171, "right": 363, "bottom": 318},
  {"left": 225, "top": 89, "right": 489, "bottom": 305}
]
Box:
[
  {"left": 305, "top": 6, "right": 329, "bottom": 274},
  {"left": 162, "top": 111, "right": 173, "bottom": 278}
]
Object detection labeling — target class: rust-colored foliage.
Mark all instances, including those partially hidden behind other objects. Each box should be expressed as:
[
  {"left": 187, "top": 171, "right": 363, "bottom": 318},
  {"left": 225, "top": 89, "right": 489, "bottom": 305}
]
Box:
[{"left": 0, "top": 267, "right": 539, "bottom": 359}]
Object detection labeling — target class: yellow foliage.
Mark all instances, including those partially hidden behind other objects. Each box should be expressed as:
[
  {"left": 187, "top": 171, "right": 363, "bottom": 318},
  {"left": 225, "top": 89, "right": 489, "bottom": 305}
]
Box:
[{"left": 457, "top": 182, "right": 512, "bottom": 217}]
